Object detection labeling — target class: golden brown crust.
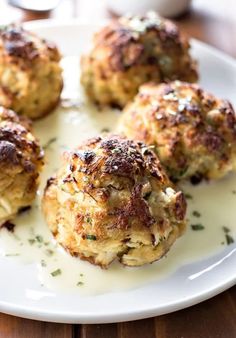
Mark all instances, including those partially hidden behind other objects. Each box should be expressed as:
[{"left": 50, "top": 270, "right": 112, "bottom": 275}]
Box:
[
  {"left": 0, "top": 106, "right": 43, "bottom": 224},
  {"left": 43, "top": 134, "right": 186, "bottom": 268},
  {"left": 119, "top": 81, "right": 236, "bottom": 182},
  {"left": 0, "top": 25, "right": 60, "bottom": 64},
  {"left": 0, "top": 25, "right": 63, "bottom": 119},
  {"left": 81, "top": 12, "right": 198, "bottom": 107}
]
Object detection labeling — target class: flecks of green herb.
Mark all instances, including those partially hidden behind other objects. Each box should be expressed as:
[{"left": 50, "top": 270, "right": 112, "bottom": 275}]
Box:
[
  {"left": 13, "top": 233, "right": 20, "bottom": 241},
  {"left": 28, "top": 239, "right": 35, "bottom": 245},
  {"left": 86, "top": 217, "right": 92, "bottom": 224},
  {"left": 143, "top": 191, "right": 152, "bottom": 200},
  {"left": 36, "top": 235, "right": 43, "bottom": 243},
  {"left": 77, "top": 281, "right": 84, "bottom": 286},
  {"left": 101, "top": 127, "right": 110, "bottom": 133},
  {"left": 45, "top": 249, "right": 54, "bottom": 256},
  {"left": 51, "top": 269, "right": 61, "bottom": 277},
  {"left": 222, "top": 226, "right": 230, "bottom": 234},
  {"left": 232, "top": 190, "right": 236, "bottom": 194},
  {"left": 44, "top": 241, "right": 49, "bottom": 246},
  {"left": 43, "top": 137, "right": 57, "bottom": 150},
  {"left": 192, "top": 210, "right": 201, "bottom": 218},
  {"left": 5, "top": 253, "right": 20, "bottom": 257},
  {"left": 41, "top": 260, "right": 47, "bottom": 267},
  {"left": 86, "top": 234, "right": 97, "bottom": 240},
  {"left": 191, "top": 224, "right": 205, "bottom": 231},
  {"left": 225, "top": 234, "right": 234, "bottom": 245},
  {"left": 185, "top": 193, "right": 193, "bottom": 200},
  {"left": 112, "top": 148, "right": 120, "bottom": 154},
  {"left": 80, "top": 273, "right": 84, "bottom": 277}
]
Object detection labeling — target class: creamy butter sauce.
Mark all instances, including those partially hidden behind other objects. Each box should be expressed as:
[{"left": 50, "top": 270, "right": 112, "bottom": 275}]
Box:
[{"left": 0, "top": 57, "right": 235, "bottom": 295}]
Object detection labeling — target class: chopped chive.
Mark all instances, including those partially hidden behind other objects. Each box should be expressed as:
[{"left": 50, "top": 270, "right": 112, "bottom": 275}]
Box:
[
  {"left": 43, "top": 137, "right": 57, "bottom": 150},
  {"left": 51, "top": 269, "right": 61, "bottom": 277},
  {"left": 41, "top": 260, "right": 47, "bottom": 267},
  {"left": 185, "top": 193, "right": 193, "bottom": 199},
  {"left": 222, "top": 226, "right": 230, "bottom": 234},
  {"left": 45, "top": 249, "right": 54, "bottom": 256},
  {"left": 225, "top": 234, "right": 234, "bottom": 245},
  {"left": 77, "top": 281, "right": 84, "bottom": 286},
  {"left": 28, "top": 239, "right": 35, "bottom": 245},
  {"left": 191, "top": 224, "right": 205, "bottom": 231},
  {"left": 232, "top": 190, "right": 236, "bottom": 194},
  {"left": 192, "top": 210, "right": 201, "bottom": 218},
  {"left": 86, "top": 217, "right": 92, "bottom": 224},
  {"left": 36, "top": 235, "right": 43, "bottom": 243},
  {"left": 80, "top": 273, "right": 84, "bottom": 277},
  {"left": 85, "top": 234, "right": 96, "bottom": 240},
  {"left": 101, "top": 127, "right": 110, "bottom": 133},
  {"left": 111, "top": 148, "right": 120, "bottom": 154},
  {"left": 13, "top": 233, "right": 20, "bottom": 241}
]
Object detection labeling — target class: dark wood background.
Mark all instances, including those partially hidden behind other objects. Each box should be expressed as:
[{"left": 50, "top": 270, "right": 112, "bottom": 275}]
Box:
[{"left": 0, "top": 0, "right": 235, "bottom": 337}]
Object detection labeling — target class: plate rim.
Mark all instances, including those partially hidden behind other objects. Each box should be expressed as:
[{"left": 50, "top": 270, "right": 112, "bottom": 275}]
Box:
[{"left": 0, "top": 19, "right": 235, "bottom": 324}]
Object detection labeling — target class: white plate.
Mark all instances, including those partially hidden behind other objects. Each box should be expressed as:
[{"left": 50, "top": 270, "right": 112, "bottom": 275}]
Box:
[{"left": 0, "top": 21, "right": 236, "bottom": 324}]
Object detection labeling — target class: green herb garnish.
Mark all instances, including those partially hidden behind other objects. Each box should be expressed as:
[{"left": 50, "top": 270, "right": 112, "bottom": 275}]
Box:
[
  {"left": 35, "top": 235, "right": 43, "bottom": 243},
  {"left": 225, "top": 234, "right": 234, "bottom": 245},
  {"left": 43, "top": 137, "right": 57, "bottom": 150},
  {"left": 51, "top": 269, "right": 61, "bottom": 277},
  {"left": 112, "top": 148, "right": 120, "bottom": 154},
  {"left": 192, "top": 211, "right": 201, "bottom": 218},
  {"left": 222, "top": 226, "right": 230, "bottom": 234},
  {"left": 85, "top": 234, "right": 96, "bottom": 240},
  {"left": 28, "top": 239, "right": 35, "bottom": 245},
  {"left": 45, "top": 249, "right": 54, "bottom": 256},
  {"left": 41, "top": 260, "right": 47, "bottom": 267},
  {"left": 101, "top": 127, "right": 110, "bottom": 133},
  {"left": 77, "top": 281, "right": 84, "bottom": 286},
  {"left": 191, "top": 224, "right": 205, "bottom": 231},
  {"left": 86, "top": 217, "right": 92, "bottom": 224},
  {"left": 185, "top": 193, "right": 193, "bottom": 200}
]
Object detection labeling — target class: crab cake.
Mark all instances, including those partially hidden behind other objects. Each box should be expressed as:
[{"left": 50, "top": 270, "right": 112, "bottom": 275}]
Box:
[
  {"left": 80, "top": 12, "right": 198, "bottom": 108},
  {"left": 0, "top": 25, "right": 63, "bottom": 119},
  {"left": 120, "top": 81, "right": 236, "bottom": 182},
  {"left": 0, "top": 107, "right": 43, "bottom": 225},
  {"left": 42, "top": 134, "right": 186, "bottom": 268}
]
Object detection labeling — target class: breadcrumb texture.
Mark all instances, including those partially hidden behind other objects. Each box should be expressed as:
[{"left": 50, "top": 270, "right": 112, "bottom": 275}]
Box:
[
  {"left": 0, "top": 107, "right": 43, "bottom": 224},
  {"left": 43, "top": 134, "right": 186, "bottom": 268},
  {"left": 0, "top": 25, "right": 63, "bottom": 119},
  {"left": 81, "top": 12, "right": 198, "bottom": 108},
  {"left": 119, "top": 81, "right": 236, "bottom": 182}
]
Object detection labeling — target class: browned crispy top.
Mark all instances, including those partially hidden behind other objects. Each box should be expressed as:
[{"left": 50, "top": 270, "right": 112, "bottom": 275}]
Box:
[
  {"left": 121, "top": 81, "right": 236, "bottom": 181},
  {"left": 138, "top": 81, "right": 236, "bottom": 143},
  {"left": 0, "top": 25, "right": 60, "bottom": 63},
  {"left": 0, "top": 106, "right": 43, "bottom": 171},
  {"left": 92, "top": 12, "right": 189, "bottom": 72},
  {"left": 74, "top": 135, "right": 165, "bottom": 180},
  {"left": 47, "top": 135, "right": 186, "bottom": 231}
]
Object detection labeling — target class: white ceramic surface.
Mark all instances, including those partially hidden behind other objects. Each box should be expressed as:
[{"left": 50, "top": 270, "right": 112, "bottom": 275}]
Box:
[
  {"left": 0, "top": 21, "right": 235, "bottom": 324},
  {"left": 105, "top": 0, "right": 191, "bottom": 18}
]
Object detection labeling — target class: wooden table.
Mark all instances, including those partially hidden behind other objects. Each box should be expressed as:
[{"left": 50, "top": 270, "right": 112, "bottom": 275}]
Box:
[{"left": 0, "top": 1, "right": 235, "bottom": 337}]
